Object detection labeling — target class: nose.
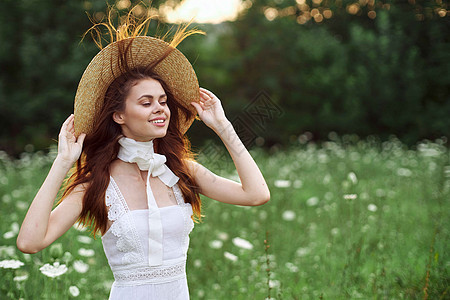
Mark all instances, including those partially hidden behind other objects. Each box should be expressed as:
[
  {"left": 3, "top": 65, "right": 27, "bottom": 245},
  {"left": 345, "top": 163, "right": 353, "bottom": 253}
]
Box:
[{"left": 153, "top": 102, "right": 164, "bottom": 113}]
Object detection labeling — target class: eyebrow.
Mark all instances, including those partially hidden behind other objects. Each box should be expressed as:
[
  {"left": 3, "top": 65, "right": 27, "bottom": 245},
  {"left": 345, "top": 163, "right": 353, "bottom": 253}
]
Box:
[{"left": 137, "top": 94, "right": 167, "bottom": 101}]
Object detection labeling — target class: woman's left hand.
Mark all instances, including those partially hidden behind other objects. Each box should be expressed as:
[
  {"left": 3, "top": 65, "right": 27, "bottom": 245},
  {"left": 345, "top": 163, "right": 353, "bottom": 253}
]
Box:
[{"left": 191, "top": 88, "right": 229, "bottom": 131}]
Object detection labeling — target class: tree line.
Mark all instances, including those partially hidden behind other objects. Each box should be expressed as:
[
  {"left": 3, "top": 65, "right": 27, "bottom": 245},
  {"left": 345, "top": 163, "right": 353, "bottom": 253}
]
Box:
[{"left": 0, "top": 0, "right": 448, "bottom": 156}]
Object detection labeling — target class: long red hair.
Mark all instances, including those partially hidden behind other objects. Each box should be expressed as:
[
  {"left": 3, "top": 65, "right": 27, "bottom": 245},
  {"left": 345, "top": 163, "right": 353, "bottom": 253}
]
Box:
[{"left": 59, "top": 38, "right": 202, "bottom": 237}]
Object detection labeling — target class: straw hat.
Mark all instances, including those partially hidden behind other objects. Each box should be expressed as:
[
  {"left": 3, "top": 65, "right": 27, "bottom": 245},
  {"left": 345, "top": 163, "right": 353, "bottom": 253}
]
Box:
[{"left": 74, "top": 36, "right": 199, "bottom": 136}]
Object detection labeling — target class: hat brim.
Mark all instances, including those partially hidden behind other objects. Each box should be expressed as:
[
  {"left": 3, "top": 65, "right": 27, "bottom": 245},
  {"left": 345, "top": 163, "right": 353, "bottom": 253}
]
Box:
[{"left": 74, "top": 36, "right": 199, "bottom": 136}]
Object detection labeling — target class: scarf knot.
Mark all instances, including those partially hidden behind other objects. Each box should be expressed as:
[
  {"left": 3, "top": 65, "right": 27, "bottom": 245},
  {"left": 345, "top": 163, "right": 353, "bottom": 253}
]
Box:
[{"left": 116, "top": 136, "right": 179, "bottom": 266}]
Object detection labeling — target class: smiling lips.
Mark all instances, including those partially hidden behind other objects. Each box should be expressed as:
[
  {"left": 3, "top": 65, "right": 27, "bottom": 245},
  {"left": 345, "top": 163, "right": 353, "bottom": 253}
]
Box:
[{"left": 149, "top": 117, "right": 166, "bottom": 127}]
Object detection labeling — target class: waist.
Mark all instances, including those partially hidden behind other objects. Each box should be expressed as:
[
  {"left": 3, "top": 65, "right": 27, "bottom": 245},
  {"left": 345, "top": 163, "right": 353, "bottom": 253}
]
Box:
[{"left": 112, "top": 258, "right": 187, "bottom": 286}]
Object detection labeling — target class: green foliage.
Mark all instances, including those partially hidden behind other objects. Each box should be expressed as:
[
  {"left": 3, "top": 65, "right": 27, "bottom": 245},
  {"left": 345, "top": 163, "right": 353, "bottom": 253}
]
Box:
[
  {"left": 0, "top": 138, "right": 448, "bottom": 298},
  {"left": 212, "top": 0, "right": 450, "bottom": 146},
  {"left": 0, "top": 0, "right": 448, "bottom": 155}
]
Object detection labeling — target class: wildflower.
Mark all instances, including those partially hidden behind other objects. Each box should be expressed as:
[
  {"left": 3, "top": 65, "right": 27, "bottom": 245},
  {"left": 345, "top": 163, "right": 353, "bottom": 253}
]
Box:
[
  {"left": 13, "top": 274, "right": 29, "bottom": 282},
  {"left": 232, "top": 237, "right": 253, "bottom": 250},
  {"left": 0, "top": 259, "right": 25, "bottom": 269},
  {"left": 62, "top": 251, "right": 73, "bottom": 264},
  {"left": 76, "top": 236, "right": 92, "bottom": 244},
  {"left": 0, "top": 177, "right": 8, "bottom": 185},
  {"left": 39, "top": 262, "right": 68, "bottom": 278},
  {"left": 16, "top": 201, "right": 28, "bottom": 210},
  {"left": 11, "top": 222, "right": 19, "bottom": 233},
  {"left": 73, "top": 260, "right": 89, "bottom": 273},
  {"left": 367, "top": 204, "right": 378, "bottom": 212},
  {"left": 3, "top": 231, "right": 15, "bottom": 239},
  {"left": 306, "top": 197, "right": 319, "bottom": 207},
  {"left": 361, "top": 224, "right": 370, "bottom": 233},
  {"left": 11, "top": 189, "right": 21, "bottom": 198},
  {"left": 331, "top": 228, "right": 339, "bottom": 236},
  {"left": 274, "top": 180, "right": 291, "bottom": 188},
  {"left": 296, "top": 247, "right": 310, "bottom": 257},
  {"left": 103, "top": 281, "right": 114, "bottom": 291},
  {"left": 259, "top": 211, "right": 268, "bottom": 220},
  {"left": 69, "top": 286, "right": 80, "bottom": 297},
  {"left": 343, "top": 194, "right": 357, "bottom": 200},
  {"left": 375, "top": 189, "right": 386, "bottom": 197},
  {"left": 224, "top": 251, "right": 238, "bottom": 262},
  {"left": 322, "top": 174, "right": 331, "bottom": 185},
  {"left": 348, "top": 172, "right": 358, "bottom": 184},
  {"left": 397, "top": 168, "right": 412, "bottom": 177},
  {"left": 78, "top": 248, "right": 95, "bottom": 257},
  {"left": 0, "top": 245, "right": 16, "bottom": 257},
  {"left": 285, "top": 262, "right": 299, "bottom": 272},
  {"left": 217, "top": 232, "right": 229, "bottom": 241},
  {"left": 293, "top": 180, "right": 303, "bottom": 188},
  {"left": 269, "top": 279, "right": 280, "bottom": 288},
  {"left": 2, "top": 194, "right": 11, "bottom": 203},
  {"left": 193, "top": 259, "right": 202, "bottom": 268},
  {"left": 282, "top": 210, "right": 296, "bottom": 221},
  {"left": 209, "top": 240, "right": 223, "bottom": 249}
]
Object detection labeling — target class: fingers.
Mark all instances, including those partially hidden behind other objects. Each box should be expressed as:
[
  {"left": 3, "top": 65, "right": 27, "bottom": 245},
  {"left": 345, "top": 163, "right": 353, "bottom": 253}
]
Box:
[
  {"left": 67, "top": 119, "right": 75, "bottom": 135},
  {"left": 76, "top": 133, "right": 87, "bottom": 146},
  {"left": 60, "top": 114, "right": 74, "bottom": 134},
  {"left": 190, "top": 102, "right": 203, "bottom": 114},
  {"left": 199, "top": 87, "right": 215, "bottom": 98}
]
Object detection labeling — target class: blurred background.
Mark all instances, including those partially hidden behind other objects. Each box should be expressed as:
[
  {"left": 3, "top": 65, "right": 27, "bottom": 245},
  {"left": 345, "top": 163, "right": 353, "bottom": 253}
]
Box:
[{"left": 0, "top": 0, "right": 448, "bottom": 156}]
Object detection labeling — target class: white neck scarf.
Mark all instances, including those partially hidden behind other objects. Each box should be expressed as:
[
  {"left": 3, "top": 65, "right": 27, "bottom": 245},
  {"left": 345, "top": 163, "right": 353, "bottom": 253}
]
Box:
[{"left": 117, "top": 136, "right": 179, "bottom": 266}]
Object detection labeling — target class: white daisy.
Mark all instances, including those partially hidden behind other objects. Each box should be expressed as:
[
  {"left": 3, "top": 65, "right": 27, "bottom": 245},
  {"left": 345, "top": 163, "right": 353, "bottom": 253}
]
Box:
[
  {"left": 343, "top": 194, "right": 357, "bottom": 200},
  {"left": 224, "top": 251, "right": 238, "bottom": 262},
  {"left": 274, "top": 180, "right": 291, "bottom": 188},
  {"left": 209, "top": 240, "right": 223, "bottom": 249},
  {"left": 73, "top": 260, "right": 89, "bottom": 273},
  {"left": 78, "top": 248, "right": 95, "bottom": 257},
  {"left": 282, "top": 210, "right": 296, "bottom": 221},
  {"left": 13, "top": 274, "right": 29, "bottom": 282},
  {"left": 367, "top": 204, "right": 378, "bottom": 212},
  {"left": 69, "top": 286, "right": 80, "bottom": 297},
  {"left": 348, "top": 172, "right": 358, "bottom": 184},
  {"left": 39, "top": 262, "right": 68, "bottom": 278},
  {"left": 0, "top": 259, "right": 25, "bottom": 269},
  {"left": 306, "top": 197, "right": 319, "bottom": 207},
  {"left": 232, "top": 237, "right": 253, "bottom": 250},
  {"left": 217, "top": 232, "right": 229, "bottom": 241},
  {"left": 76, "top": 236, "right": 92, "bottom": 244}
]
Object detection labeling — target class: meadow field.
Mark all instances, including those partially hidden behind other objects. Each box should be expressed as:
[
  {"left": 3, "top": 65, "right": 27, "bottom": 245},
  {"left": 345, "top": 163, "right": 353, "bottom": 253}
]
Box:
[{"left": 0, "top": 136, "right": 448, "bottom": 299}]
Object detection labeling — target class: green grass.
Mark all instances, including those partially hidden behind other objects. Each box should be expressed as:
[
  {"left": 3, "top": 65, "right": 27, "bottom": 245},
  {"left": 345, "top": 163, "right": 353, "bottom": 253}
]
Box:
[{"left": 0, "top": 136, "right": 448, "bottom": 299}]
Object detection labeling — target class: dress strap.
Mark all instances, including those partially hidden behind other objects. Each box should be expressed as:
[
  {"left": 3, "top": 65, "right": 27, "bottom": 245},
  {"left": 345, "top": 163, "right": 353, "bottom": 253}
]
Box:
[
  {"left": 106, "top": 176, "right": 130, "bottom": 221},
  {"left": 172, "top": 184, "right": 185, "bottom": 206}
]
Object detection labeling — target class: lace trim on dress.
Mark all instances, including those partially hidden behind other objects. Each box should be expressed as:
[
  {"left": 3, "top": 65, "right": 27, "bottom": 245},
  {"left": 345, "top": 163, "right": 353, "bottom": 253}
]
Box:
[
  {"left": 106, "top": 178, "right": 145, "bottom": 265},
  {"left": 113, "top": 260, "right": 186, "bottom": 286},
  {"left": 172, "top": 184, "right": 195, "bottom": 253}
]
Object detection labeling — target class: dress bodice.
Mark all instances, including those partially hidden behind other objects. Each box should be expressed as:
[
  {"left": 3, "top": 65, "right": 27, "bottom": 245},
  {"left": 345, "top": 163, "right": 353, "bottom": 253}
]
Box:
[{"left": 101, "top": 176, "right": 194, "bottom": 287}]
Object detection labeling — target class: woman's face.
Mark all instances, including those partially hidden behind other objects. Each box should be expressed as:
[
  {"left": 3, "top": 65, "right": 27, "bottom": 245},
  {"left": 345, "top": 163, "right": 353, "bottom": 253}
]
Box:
[{"left": 113, "top": 78, "right": 170, "bottom": 142}]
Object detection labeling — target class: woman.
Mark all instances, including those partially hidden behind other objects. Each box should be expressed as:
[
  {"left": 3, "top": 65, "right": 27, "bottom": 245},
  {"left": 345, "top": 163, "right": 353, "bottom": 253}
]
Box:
[{"left": 17, "top": 12, "right": 270, "bottom": 300}]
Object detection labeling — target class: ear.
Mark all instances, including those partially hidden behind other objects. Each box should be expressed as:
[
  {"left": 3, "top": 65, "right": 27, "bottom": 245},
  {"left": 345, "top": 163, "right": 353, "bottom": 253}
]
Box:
[{"left": 113, "top": 111, "right": 125, "bottom": 125}]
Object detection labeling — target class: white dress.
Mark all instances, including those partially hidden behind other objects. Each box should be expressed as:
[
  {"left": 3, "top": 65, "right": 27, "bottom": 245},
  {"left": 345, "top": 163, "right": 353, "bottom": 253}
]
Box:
[{"left": 102, "top": 176, "right": 195, "bottom": 300}]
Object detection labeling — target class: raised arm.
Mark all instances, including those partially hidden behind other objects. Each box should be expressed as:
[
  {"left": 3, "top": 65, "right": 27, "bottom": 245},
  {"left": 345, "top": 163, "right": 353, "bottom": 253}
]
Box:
[
  {"left": 189, "top": 88, "right": 270, "bottom": 206},
  {"left": 17, "top": 114, "right": 86, "bottom": 254}
]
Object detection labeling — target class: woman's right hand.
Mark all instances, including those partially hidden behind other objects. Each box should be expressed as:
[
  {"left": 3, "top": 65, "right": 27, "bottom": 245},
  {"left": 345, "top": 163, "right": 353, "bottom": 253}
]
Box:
[{"left": 56, "top": 114, "right": 86, "bottom": 169}]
